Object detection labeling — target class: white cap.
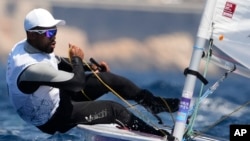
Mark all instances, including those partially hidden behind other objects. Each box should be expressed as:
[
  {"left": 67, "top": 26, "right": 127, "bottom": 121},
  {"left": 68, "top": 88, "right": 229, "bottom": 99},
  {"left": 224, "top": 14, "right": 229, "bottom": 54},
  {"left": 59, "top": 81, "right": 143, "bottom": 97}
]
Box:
[{"left": 24, "top": 8, "right": 65, "bottom": 30}]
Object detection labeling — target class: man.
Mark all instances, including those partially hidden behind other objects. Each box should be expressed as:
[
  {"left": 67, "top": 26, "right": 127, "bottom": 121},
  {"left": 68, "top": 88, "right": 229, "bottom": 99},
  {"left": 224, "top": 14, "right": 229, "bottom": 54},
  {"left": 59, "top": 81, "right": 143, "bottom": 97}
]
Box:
[{"left": 6, "top": 8, "right": 179, "bottom": 137}]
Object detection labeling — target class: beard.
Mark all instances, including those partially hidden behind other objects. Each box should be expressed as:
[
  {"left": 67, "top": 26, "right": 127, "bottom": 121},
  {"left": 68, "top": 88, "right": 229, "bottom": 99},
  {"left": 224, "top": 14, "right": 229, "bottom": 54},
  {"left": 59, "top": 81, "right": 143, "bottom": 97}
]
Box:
[
  {"left": 45, "top": 46, "right": 54, "bottom": 53},
  {"left": 38, "top": 42, "right": 55, "bottom": 53}
]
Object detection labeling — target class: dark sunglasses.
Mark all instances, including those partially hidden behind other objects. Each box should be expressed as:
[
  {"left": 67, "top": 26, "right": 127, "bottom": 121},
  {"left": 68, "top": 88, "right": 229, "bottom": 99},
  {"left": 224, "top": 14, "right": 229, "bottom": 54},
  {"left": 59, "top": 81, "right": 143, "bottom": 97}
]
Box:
[{"left": 28, "top": 29, "right": 57, "bottom": 38}]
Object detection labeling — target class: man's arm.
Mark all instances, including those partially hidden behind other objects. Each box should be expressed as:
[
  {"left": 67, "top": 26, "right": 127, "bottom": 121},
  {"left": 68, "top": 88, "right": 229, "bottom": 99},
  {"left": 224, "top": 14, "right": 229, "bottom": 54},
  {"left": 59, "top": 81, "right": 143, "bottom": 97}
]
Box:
[
  {"left": 57, "top": 56, "right": 92, "bottom": 72},
  {"left": 18, "top": 56, "right": 85, "bottom": 94}
]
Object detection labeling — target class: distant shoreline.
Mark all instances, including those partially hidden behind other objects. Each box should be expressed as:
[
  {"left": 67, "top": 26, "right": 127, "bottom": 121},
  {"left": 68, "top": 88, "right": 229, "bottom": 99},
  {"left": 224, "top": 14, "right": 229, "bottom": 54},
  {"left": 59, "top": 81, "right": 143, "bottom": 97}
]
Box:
[
  {"left": 1, "top": 1, "right": 204, "bottom": 73},
  {"left": 50, "top": 0, "right": 204, "bottom": 14}
]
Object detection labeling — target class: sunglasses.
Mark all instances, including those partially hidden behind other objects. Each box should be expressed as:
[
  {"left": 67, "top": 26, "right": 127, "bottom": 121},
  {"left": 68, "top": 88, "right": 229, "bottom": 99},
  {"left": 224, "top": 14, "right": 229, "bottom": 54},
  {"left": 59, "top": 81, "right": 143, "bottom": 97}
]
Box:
[{"left": 28, "top": 29, "right": 57, "bottom": 38}]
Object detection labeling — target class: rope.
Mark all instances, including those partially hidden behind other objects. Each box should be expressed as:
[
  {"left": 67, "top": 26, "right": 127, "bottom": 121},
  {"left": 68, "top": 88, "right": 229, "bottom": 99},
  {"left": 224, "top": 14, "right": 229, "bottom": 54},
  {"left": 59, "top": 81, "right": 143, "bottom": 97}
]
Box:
[
  {"left": 160, "top": 97, "right": 176, "bottom": 123},
  {"left": 68, "top": 48, "right": 179, "bottom": 135},
  {"left": 184, "top": 39, "right": 214, "bottom": 138},
  {"left": 183, "top": 68, "right": 234, "bottom": 140},
  {"left": 183, "top": 33, "right": 237, "bottom": 139},
  {"left": 82, "top": 59, "right": 133, "bottom": 106},
  {"left": 188, "top": 66, "right": 235, "bottom": 116},
  {"left": 191, "top": 100, "right": 250, "bottom": 140},
  {"left": 80, "top": 90, "right": 92, "bottom": 101},
  {"left": 183, "top": 24, "right": 215, "bottom": 140},
  {"left": 80, "top": 59, "right": 173, "bottom": 136}
]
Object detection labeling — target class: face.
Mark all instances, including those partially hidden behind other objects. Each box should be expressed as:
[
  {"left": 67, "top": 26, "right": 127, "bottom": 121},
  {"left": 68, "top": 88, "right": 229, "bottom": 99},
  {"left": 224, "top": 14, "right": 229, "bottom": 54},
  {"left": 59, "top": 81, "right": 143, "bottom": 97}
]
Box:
[{"left": 27, "top": 26, "right": 57, "bottom": 53}]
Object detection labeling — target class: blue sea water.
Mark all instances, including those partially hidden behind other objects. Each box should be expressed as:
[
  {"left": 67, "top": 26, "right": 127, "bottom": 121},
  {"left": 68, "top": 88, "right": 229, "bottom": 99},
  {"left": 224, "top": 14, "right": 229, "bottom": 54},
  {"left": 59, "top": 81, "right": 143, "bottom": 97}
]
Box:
[
  {"left": 1, "top": 63, "right": 250, "bottom": 141},
  {"left": 2, "top": 5, "right": 250, "bottom": 141}
]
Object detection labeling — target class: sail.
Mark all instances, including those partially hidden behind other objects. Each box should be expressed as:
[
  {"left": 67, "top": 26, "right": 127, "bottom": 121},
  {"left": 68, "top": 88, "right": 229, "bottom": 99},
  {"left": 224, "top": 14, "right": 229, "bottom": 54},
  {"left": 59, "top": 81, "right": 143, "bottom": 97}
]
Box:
[
  {"left": 198, "top": 0, "right": 250, "bottom": 78},
  {"left": 173, "top": 0, "right": 250, "bottom": 140}
]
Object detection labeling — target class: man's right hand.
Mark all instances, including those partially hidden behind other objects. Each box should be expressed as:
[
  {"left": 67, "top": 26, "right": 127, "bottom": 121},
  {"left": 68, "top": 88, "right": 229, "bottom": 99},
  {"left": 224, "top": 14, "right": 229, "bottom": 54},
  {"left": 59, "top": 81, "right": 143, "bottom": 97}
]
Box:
[{"left": 68, "top": 43, "right": 84, "bottom": 60}]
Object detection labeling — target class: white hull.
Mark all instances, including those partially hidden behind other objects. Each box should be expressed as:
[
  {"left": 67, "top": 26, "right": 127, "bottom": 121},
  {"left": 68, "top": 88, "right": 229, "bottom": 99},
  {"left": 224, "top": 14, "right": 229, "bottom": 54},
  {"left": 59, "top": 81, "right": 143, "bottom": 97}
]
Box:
[{"left": 77, "top": 124, "right": 228, "bottom": 141}]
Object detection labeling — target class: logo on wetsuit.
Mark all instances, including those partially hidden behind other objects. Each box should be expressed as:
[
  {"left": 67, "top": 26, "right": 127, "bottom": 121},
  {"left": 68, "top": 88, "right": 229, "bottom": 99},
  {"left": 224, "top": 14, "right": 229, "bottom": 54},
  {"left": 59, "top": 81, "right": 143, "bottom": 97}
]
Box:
[{"left": 85, "top": 109, "right": 108, "bottom": 122}]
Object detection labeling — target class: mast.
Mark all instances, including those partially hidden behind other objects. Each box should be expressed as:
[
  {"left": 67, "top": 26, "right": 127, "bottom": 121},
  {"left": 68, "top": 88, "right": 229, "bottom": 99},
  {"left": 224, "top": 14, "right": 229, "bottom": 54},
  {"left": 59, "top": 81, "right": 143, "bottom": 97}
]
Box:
[{"left": 172, "top": 0, "right": 217, "bottom": 140}]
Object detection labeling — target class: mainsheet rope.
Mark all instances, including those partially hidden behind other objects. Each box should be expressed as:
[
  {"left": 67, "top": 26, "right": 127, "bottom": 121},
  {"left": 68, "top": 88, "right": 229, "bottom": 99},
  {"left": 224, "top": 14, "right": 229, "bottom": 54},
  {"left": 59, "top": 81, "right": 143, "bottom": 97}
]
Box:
[
  {"left": 68, "top": 48, "right": 176, "bottom": 136},
  {"left": 81, "top": 59, "right": 172, "bottom": 135}
]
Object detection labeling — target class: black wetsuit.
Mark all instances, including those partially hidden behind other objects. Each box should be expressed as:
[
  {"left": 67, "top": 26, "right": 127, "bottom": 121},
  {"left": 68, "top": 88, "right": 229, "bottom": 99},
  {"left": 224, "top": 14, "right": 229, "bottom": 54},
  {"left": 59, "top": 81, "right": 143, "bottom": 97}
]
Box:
[{"left": 18, "top": 54, "right": 169, "bottom": 136}]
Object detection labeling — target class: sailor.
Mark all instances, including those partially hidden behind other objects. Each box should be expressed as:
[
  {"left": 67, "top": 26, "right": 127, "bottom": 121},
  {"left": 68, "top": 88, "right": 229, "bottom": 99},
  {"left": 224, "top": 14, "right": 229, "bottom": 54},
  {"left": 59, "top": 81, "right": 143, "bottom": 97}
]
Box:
[{"left": 6, "top": 8, "right": 179, "bottom": 137}]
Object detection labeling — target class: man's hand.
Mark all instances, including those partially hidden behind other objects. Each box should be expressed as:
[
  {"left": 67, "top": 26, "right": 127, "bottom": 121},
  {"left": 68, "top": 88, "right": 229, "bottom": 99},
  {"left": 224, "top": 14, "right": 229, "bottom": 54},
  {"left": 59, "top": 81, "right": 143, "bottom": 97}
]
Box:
[
  {"left": 90, "top": 61, "right": 110, "bottom": 72},
  {"left": 68, "top": 43, "right": 84, "bottom": 60},
  {"left": 90, "top": 58, "right": 110, "bottom": 72},
  {"left": 99, "top": 61, "right": 110, "bottom": 72}
]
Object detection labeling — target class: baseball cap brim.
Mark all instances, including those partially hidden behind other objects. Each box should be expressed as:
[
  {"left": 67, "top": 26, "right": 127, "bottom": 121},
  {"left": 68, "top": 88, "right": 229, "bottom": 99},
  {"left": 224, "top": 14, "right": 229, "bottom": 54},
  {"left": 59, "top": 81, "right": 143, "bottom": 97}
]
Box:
[
  {"left": 36, "top": 19, "right": 66, "bottom": 28},
  {"left": 24, "top": 8, "right": 66, "bottom": 30}
]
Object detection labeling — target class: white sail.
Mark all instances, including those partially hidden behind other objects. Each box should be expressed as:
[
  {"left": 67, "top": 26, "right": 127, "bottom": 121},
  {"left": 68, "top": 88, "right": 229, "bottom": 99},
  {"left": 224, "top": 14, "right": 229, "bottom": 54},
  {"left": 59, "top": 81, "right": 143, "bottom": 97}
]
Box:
[
  {"left": 77, "top": 1, "right": 250, "bottom": 141},
  {"left": 199, "top": 0, "right": 250, "bottom": 77},
  {"left": 173, "top": 0, "right": 250, "bottom": 140}
]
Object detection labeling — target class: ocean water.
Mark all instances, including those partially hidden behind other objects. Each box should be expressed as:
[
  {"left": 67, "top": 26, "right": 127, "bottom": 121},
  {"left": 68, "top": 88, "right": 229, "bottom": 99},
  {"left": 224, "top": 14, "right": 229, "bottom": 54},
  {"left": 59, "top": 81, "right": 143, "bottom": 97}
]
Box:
[
  {"left": 1, "top": 5, "right": 250, "bottom": 141},
  {"left": 1, "top": 64, "right": 250, "bottom": 141}
]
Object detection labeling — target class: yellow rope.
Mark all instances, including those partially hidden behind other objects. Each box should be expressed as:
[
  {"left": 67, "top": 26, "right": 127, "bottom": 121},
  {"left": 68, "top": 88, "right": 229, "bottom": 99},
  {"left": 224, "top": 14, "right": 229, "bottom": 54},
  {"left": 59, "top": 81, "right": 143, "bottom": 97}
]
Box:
[
  {"left": 160, "top": 97, "right": 176, "bottom": 123},
  {"left": 81, "top": 90, "right": 92, "bottom": 101},
  {"left": 82, "top": 59, "right": 134, "bottom": 107},
  {"left": 81, "top": 59, "right": 172, "bottom": 135},
  {"left": 68, "top": 48, "right": 173, "bottom": 135}
]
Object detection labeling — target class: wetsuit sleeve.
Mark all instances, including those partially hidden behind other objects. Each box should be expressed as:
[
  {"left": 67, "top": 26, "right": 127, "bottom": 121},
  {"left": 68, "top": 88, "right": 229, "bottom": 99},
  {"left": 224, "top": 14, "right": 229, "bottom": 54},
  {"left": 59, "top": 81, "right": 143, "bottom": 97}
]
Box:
[
  {"left": 18, "top": 56, "right": 85, "bottom": 94},
  {"left": 57, "top": 56, "right": 92, "bottom": 72}
]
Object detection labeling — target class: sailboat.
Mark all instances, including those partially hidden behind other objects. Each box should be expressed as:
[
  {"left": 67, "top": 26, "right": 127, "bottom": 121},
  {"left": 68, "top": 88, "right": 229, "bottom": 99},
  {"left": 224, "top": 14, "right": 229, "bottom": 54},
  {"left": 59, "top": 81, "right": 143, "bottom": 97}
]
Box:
[{"left": 78, "top": 0, "right": 250, "bottom": 140}]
